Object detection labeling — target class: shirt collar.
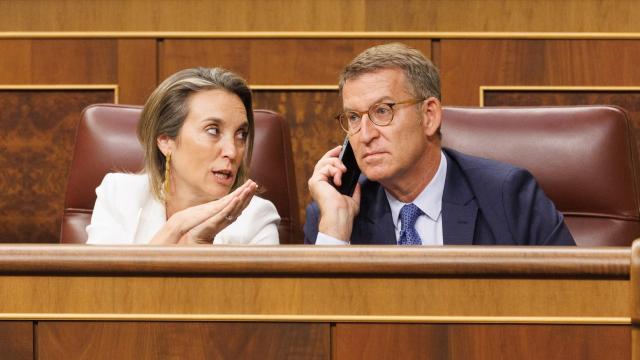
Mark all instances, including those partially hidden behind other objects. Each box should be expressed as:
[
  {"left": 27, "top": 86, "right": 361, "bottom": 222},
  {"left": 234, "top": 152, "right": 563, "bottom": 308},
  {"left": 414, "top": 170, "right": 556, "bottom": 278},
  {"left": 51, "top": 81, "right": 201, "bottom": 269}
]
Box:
[{"left": 385, "top": 151, "right": 447, "bottom": 230}]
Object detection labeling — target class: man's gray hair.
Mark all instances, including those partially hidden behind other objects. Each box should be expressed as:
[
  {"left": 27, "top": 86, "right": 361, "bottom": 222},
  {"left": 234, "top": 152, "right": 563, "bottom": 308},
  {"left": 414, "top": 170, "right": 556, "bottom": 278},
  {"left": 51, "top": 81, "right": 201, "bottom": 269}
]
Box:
[{"left": 338, "top": 43, "right": 441, "bottom": 101}]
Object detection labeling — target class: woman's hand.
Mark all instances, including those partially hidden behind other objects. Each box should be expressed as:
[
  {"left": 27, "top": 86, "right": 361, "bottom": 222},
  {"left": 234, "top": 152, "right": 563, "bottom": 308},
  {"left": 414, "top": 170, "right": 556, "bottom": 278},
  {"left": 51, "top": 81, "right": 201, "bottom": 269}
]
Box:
[{"left": 150, "top": 180, "right": 258, "bottom": 245}]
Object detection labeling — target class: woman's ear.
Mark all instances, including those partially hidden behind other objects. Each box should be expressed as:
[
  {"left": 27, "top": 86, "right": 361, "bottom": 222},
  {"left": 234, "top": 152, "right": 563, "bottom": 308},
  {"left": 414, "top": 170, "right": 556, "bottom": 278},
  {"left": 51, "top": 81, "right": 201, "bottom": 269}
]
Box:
[{"left": 157, "top": 134, "right": 175, "bottom": 156}]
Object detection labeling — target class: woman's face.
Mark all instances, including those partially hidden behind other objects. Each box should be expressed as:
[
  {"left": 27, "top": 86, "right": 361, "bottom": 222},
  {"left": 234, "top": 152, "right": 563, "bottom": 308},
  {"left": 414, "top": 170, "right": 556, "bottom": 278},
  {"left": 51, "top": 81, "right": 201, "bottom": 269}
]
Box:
[{"left": 158, "top": 89, "right": 249, "bottom": 203}]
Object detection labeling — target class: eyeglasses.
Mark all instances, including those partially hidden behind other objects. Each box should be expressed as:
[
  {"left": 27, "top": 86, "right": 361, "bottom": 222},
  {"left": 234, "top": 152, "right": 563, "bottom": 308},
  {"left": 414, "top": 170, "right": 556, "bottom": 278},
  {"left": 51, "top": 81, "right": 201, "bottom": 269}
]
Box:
[{"left": 335, "top": 98, "right": 426, "bottom": 135}]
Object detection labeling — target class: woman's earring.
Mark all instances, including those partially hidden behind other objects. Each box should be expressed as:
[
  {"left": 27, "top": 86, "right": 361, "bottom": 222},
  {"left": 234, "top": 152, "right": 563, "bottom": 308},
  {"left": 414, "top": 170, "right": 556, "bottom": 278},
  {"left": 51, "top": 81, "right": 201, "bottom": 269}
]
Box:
[{"left": 163, "top": 153, "right": 171, "bottom": 199}]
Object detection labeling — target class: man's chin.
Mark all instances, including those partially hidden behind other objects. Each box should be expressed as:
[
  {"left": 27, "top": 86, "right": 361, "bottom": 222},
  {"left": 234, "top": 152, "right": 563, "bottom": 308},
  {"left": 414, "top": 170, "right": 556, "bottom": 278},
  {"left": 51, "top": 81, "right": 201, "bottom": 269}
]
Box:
[{"left": 361, "top": 167, "right": 389, "bottom": 183}]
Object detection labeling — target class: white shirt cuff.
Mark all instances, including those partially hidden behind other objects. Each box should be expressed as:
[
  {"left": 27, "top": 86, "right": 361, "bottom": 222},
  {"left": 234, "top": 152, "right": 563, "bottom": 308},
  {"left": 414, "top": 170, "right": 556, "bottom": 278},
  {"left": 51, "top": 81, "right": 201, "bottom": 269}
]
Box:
[{"left": 315, "top": 232, "right": 349, "bottom": 245}]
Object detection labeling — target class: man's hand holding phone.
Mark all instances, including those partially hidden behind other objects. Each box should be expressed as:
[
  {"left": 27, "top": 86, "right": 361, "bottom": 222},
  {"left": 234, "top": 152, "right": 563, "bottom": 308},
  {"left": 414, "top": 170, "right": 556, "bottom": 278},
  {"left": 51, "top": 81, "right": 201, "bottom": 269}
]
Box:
[{"left": 308, "top": 137, "right": 362, "bottom": 241}]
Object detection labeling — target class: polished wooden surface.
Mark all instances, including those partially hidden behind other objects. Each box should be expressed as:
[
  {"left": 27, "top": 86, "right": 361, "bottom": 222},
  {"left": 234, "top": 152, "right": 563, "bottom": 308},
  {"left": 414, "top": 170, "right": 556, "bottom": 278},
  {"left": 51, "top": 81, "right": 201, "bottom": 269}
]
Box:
[
  {"left": 440, "top": 39, "right": 640, "bottom": 106},
  {"left": 0, "top": 90, "right": 113, "bottom": 243},
  {"left": 0, "top": 321, "right": 32, "bottom": 360},
  {"left": 1, "top": 0, "right": 639, "bottom": 32},
  {"left": 0, "top": 244, "right": 629, "bottom": 276},
  {"left": 253, "top": 90, "right": 342, "bottom": 223},
  {"left": 334, "top": 323, "right": 630, "bottom": 360},
  {"left": 115, "top": 39, "right": 157, "bottom": 104},
  {"left": 160, "top": 39, "right": 430, "bottom": 85},
  {"left": 0, "top": 39, "right": 155, "bottom": 104},
  {"left": 38, "top": 321, "right": 329, "bottom": 360},
  {"left": 0, "top": 245, "right": 630, "bottom": 319},
  {"left": 0, "top": 243, "right": 635, "bottom": 359}
]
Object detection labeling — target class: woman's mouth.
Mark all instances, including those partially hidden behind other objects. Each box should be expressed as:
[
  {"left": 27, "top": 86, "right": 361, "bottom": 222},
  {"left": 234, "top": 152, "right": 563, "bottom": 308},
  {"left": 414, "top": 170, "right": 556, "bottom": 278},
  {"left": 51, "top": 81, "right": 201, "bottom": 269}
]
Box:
[{"left": 212, "top": 169, "right": 235, "bottom": 185}]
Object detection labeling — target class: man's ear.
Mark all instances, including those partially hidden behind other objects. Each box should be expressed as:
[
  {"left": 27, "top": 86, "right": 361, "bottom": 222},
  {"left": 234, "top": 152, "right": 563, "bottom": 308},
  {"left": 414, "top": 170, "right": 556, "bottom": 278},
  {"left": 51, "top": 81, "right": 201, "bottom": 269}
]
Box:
[
  {"left": 421, "top": 97, "right": 442, "bottom": 137},
  {"left": 157, "top": 134, "right": 175, "bottom": 156}
]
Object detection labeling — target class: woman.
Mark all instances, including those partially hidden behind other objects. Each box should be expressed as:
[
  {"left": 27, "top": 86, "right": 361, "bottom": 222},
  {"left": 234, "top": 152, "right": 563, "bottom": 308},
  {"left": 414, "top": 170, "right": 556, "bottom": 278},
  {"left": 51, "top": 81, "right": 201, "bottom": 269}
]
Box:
[{"left": 87, "top": 67, "right": 280, "bottom": 245}]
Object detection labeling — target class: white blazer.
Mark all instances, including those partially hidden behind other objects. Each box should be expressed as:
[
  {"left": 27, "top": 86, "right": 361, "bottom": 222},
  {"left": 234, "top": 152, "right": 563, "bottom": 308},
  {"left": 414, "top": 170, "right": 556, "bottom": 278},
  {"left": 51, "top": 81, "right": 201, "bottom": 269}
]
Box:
[{"left": 86, "top": 173, "right": 280, "bottom": 245}]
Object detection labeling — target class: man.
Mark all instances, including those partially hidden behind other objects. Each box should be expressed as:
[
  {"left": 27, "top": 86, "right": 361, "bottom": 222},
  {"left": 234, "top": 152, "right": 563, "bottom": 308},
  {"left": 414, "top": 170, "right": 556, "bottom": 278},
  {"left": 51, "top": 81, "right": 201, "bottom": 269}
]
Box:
[{"left": 304, "top": 43, "right": 575, "bottom": 246}]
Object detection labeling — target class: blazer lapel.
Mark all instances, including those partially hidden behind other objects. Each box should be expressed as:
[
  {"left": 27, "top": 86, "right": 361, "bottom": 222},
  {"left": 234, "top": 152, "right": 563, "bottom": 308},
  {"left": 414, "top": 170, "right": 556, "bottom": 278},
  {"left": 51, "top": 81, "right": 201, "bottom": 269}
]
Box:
[
  {"left": 355, "top": 182, "right": 396, "bottom": 245},
  {"left": 134, "top": 194, "right": 166, "bottom": 244},
  {"left": 442, "top": 150, "right": 478, "bottom": 245}
]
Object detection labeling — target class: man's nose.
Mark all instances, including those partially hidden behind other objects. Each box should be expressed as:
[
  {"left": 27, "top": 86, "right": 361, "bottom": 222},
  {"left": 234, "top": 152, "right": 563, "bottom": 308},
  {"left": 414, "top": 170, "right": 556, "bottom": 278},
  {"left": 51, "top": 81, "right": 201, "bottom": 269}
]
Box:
[{"left": 358, "top": 113, "right": 378, "bottom": 143}]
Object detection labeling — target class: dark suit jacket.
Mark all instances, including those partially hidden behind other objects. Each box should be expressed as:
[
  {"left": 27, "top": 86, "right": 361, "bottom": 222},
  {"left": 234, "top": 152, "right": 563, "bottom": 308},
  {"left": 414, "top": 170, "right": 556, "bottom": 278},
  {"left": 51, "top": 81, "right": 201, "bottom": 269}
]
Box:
[{"left": 304, "top": 148, "right": 575, "bottom": 245}]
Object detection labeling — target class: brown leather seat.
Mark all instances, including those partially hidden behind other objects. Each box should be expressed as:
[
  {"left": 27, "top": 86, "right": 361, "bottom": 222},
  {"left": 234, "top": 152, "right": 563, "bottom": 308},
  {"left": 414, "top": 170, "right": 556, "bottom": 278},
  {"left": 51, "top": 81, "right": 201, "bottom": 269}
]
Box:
[
  {"left": 60, "top": 104, "right": 300, "bottom": 244},
  {"left": 442, "top": 105, "right": 640, "bottom": 246}
]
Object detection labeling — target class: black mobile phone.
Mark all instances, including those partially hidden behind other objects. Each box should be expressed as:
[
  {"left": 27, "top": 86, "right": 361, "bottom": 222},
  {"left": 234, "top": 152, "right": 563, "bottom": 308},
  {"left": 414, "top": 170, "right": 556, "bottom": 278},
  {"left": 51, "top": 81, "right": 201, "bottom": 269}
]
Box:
[{"left": 333, "top": 136, "right": 361, "bottom": 196}]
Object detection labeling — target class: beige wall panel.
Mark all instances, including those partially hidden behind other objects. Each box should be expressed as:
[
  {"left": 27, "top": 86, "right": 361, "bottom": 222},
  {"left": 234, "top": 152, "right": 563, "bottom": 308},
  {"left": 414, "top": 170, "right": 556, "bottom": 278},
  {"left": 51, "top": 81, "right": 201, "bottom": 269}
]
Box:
[
  {"left": 160, "top": 39, "right": 430, "bottom": 85},
  {"left": 0, "top": 0, "right": 639, "bottom": 32},
  {"left": 440, "top": 40, "right": 640, "bottom": 106}
]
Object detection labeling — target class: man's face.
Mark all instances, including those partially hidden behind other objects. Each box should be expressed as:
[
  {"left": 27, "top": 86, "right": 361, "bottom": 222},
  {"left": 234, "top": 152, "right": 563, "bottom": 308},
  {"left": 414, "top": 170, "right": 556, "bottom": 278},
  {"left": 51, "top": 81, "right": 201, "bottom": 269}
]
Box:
[{"left": 342, "top": 68, "right": 440, "bottom": 189}]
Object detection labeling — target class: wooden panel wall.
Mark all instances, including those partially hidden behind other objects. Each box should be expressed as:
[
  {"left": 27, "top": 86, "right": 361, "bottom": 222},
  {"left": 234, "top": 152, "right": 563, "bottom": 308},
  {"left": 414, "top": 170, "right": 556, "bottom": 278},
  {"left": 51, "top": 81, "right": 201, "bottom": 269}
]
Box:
[
  {"left": 0, "top": 321, "right": 33, "bottom": 360},
  {"left": 0, "top": 39, "right": 156, "bottom": 243},
  {"left": 2, "top": 35, "right": 640, "bottom": 243},
  {"left": 0, "top": 39, "right": 156, "bottom": 104},
  {"left": 38, "top": 322, "right": 329, "bottom": 359},
  {"left": 158, "top": 39, "right": 430, "bottom": 84},
  {"left": 440, "top": 40, "right": 640, "bottom": 106},
  {"left": 334, "top": 323, "right": 630, "bottom": 360},
  {"left": 1, "top": 0, "right": 639, "bottom": 32},
  {"left": 0, "top": 89, "right": 113, "bottom": 243}
]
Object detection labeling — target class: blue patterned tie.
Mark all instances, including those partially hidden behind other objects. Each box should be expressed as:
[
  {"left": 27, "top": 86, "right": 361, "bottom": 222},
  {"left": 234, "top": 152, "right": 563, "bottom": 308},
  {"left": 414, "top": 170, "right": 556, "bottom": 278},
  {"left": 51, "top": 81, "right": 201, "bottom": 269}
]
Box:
[{"left": 398, "top": 203, "right": 423, "bottom": 245}]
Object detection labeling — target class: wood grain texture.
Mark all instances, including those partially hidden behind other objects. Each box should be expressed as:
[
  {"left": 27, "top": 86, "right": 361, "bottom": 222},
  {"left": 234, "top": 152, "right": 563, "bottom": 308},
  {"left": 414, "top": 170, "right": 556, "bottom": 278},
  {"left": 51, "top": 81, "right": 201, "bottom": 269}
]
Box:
[
  {"left": 253, "top": 90, "right": 343, "bottom": 226},
  {"left": 0, "top": 275, "right": 628, "bottom": 318},
  {"left": 334, "top": 323, "right": 630, "bottom": 360},
  {"left": 0, "top": 39, "right": 117, "bottom": 84},
  {"left": 116, "top": 39, "right": 157, "bottom": 104},
  {"left": 38, "top": 321, "right": 329, "bottom": 360},
  {"left": 440, "top": 40, "right": 640, "bottom": 106},
  {"left": 0, "top": 244, "right": 630, "bottom": 277},
  {"left": 1, "top": 0, "right": 639, "bottom": 32},
  {"left": 0, "top": 246, "right": 630, "bottom": 319},
  {"left": 635, "top": 329, "right": 640, "bottom": 360},
  {"left": 0, "top": 321, "right": 33, "bottom": 360},
  {"left": 0, "top": 38, "right": 155, "bottom": 103},
  {"left": 160, "top": 39, "right": 430, "bottom": 85},
  {"left": 0, "top": 90, "right": 113, "bottom": 243}
]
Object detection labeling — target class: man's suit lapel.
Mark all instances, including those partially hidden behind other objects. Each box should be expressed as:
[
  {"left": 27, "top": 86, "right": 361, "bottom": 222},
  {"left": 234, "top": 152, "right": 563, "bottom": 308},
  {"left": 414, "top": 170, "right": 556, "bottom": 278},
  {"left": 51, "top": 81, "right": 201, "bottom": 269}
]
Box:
[
  {"left": 442, "top": 150, "right": 477, "bottom": 245},
  {"left": 356, "top": 182, "right": 396, "bottom": 245}
]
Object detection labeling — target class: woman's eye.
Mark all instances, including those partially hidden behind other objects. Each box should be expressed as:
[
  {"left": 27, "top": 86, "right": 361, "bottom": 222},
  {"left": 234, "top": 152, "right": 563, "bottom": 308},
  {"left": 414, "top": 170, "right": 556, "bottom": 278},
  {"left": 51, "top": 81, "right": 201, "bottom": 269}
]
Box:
[
  {"left": 236, "top": 130, "right": 249, "bottom": 141},
  {"left": 206, "top": 127, "right": 219, "bottom": 135}
]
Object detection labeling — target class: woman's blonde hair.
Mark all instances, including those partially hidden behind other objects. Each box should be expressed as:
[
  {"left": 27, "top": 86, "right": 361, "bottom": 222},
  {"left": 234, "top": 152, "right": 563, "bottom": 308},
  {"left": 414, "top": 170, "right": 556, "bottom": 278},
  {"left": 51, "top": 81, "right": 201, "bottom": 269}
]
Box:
[{"left": 137, "top": 67, "right": 254, "bottom": 200}]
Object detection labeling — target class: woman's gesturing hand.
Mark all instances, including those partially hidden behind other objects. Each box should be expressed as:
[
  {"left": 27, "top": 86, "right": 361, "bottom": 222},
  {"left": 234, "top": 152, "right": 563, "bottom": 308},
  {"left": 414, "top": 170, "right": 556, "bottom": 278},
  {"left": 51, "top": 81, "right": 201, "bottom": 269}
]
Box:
[{"left": 150, "top": 180, "right": 258, "bottom": 245}]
